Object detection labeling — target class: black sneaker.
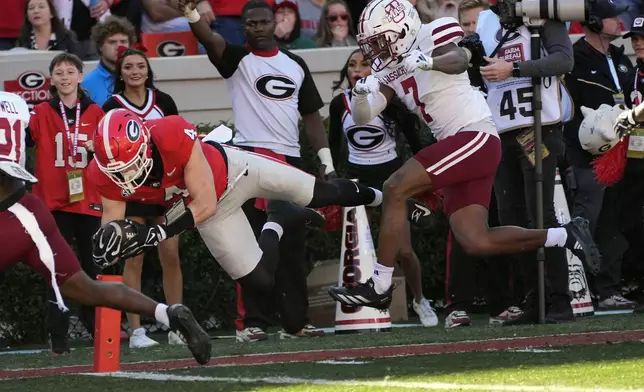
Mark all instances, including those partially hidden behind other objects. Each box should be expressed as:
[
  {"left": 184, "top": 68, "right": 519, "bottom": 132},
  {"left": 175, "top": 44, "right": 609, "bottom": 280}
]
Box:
[
  {"left": 563, "top": 217, "right": 601, "bottom": 275},
  {"left": 328, "top": 278, "right": 395, "bottom": 310},
  {"left": 50, "top": 333, "right": 70, "bottom": 355},
  {"left": 267, "top": 200, "right": 326, "bottom": 229},
  {"left": 167, "top": 304, "right": 211, "bottom": 365}
]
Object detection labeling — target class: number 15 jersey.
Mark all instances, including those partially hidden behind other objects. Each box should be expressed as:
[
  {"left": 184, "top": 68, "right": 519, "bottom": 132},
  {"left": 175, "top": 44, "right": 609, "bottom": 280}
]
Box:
[{"left": 374, "top": 17, "right": 494, "bottom": 142}]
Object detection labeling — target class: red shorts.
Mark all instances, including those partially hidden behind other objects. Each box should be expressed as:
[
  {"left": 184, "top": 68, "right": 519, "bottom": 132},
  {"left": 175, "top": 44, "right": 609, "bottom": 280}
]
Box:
[
  {"left": 414, "top": 131, "right": 501, "bottom": 216},
  {"left": 0, "top": 192, "right": 81, "bottom": 286}
]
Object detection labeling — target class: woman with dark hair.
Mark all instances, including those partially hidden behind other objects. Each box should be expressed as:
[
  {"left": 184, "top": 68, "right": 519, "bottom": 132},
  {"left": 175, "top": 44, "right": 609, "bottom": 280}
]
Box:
[
  {"left": 328, "top": 49, "right": 437, "bottom": 328},
  {"left": 27, "top": 52, "right": 104, "bottom": 354},
  {"left": 16, "top": 0, "right": 79, "bottom": 54},
  {"left": 314, "top": 0, "right": 357, "bottom": 47},
  {"left": 101, "top": 46, "right": 184, "bottom": 349}
]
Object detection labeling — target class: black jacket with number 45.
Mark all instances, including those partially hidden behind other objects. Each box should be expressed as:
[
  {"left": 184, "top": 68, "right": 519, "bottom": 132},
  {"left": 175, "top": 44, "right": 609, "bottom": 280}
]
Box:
[{"left": 563, "top": 38, "right": 634, "bottom": 168}]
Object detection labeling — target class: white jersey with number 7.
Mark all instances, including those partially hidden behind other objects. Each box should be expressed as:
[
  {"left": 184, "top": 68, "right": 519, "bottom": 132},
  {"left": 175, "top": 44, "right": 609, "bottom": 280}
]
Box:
[{"left": 374, "top": 17, "right": 495, "bottom": 142}]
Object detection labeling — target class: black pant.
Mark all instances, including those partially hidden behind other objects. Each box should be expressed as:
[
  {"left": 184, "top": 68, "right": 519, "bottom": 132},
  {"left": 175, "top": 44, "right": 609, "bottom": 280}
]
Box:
[
  {"left": 493, "top": 125, "right": 570, "bottom": 306},
  {"left": 235, "top": 151, "right": 310, "bottom": 334},
  {"left": 445, "top": 189, "right": 520, "bottom": 316},
  {"left": 48, "top": 211, "right": 101, "bottom": 338}
]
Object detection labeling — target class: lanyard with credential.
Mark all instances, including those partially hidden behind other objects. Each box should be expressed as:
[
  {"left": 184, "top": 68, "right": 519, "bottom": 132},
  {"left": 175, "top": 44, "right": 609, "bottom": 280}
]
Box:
[
  {"left": 59, "top": 100, "right": 81, "bottom": 167},
  {"left": 606, "top": 55, "right": 623, "bottom": 93},
  {"left": 634, "top": 67, "right": 641, "bottom": 105}
]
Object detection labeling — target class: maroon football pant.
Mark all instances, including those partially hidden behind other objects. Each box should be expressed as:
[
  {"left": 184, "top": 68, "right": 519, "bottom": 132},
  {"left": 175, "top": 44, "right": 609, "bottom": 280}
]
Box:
[{"left": 0, "top": 193, "right": 81, "bottom": 286}]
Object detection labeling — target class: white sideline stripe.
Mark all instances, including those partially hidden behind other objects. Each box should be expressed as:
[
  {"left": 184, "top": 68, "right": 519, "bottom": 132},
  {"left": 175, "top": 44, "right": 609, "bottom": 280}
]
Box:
[{"left": 80, "top": 371, "right": 644, "bottom": 392}]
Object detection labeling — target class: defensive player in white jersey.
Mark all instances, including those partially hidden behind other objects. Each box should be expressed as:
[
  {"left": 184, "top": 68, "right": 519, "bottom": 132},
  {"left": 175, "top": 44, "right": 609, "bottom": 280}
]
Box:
[
  {"left": 329, "top": 0, "right": 600, "bottom": 309},
  {"left": 0, "top": 92, "right": 211, "bottom": 365}
]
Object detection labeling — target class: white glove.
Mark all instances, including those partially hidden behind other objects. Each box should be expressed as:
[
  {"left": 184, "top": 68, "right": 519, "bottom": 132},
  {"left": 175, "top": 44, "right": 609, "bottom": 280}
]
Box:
[
  {"left": 401, "top": 49, "right": 433, "bottom": 74},
  {"left": 615, "top": 108, "right": 637, "bottom": 139},
  {"left": 352, "top": 76, "right": 380, "bottom": 96}
]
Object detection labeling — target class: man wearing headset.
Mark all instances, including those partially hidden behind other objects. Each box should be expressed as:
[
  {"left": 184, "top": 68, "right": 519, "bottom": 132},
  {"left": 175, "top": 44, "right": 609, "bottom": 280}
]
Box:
[
  {"left": 472, "top": 0, "right": 575, "bottom": 324},
  {"left": 563, "top": 0, "right": 637, "bottom": 310}
]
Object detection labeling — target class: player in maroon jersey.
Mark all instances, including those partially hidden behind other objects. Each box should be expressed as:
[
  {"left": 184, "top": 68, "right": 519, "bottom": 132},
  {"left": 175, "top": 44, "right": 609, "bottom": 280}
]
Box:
[
  {"left": 89, "top": 108, "right": 384, "bottom": 298},
  {"left": 0, "top": 92, "right": 211, "bottom": 365}
]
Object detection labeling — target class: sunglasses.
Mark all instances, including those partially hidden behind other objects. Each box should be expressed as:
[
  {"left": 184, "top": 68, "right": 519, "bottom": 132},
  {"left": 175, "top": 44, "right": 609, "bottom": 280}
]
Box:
[{"left": 328, "top": 14, "right": 349, "bottom": 22}]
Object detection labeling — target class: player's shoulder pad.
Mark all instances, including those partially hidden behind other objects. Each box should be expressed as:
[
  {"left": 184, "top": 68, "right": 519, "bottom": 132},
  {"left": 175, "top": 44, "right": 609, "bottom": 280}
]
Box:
[
  {"left": 148, "top": 115, "right": 198, "bottom": 150},
  {"left": 428, "top": 17, "right": 464, "bottom": 48}
]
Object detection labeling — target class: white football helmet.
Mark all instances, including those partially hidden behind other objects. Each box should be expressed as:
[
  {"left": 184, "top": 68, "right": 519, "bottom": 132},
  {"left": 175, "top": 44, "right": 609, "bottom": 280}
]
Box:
[
  {"left": 357, "top": 0, "right": 421, "bottom": 72},
  {"left": 578, "top": 104, "right": 623, "bottom": 155}
]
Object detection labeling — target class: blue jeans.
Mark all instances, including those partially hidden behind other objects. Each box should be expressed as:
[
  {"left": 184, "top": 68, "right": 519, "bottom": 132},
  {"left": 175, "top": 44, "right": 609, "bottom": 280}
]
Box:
[{"left": 199, "top": 16, "right": 245, "bottom": 54}]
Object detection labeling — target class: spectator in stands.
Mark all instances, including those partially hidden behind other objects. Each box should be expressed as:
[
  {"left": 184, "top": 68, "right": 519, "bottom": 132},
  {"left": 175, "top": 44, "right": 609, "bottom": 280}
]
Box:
[
  {"left": 53, "top": 0, "right": 121, "bottom": 59},
  {"left": 274, "top": 0, "right": 316, "bottom": 49},
  {"left": 410, "top": 0, "right": 433, "bottom": 23},
  {"left": 100, "top": 47, "right": 186, "bottom": 348},
  {"left": 327, "top": 49, "right": 438, "bottom": 327},
  {"left": 16, "top": 0, "right": 79, "bottom": 55},
  {"left": 314, "top": 0, "right": 356, "bottom": 47},
  {"left": 0, "top": 0, "right": 28, "bottom": 50},
  {"left": 474, "top": 7, "right": 574, "bottom": 324},
  {"left": 458, "top": 0, "right": 488, "bottom": 35},
  {"left": 27, "top": 53, "right": 104, "bottom": 354},
  {"left": 295, "top": 0, "right": 324, "bottom": 41},
  {"left": 563, "top": 0, "right": 638, "bottom": 310},
  {"left": 81, "top": 16, "right": 136, "bottom": 107},
  {"left": 428, "top": 0, "right": 461, "bottom": 20},
  {"left": 200, "top": 0, "right": 270, "bottom": 46},
  {"left": 140, "top": 0, "right": 190, "bottom": 34}
]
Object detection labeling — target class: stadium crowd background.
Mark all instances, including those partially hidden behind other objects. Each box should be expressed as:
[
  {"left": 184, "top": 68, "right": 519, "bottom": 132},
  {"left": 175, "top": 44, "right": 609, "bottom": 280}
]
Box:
[{"left": 2, "top": 0, "right": 644, "bottom": 350}]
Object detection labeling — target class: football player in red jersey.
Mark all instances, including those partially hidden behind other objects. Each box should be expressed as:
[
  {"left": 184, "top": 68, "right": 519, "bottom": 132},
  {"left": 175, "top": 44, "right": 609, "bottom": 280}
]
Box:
[
  {"left": 0, "top": 91, "right": 211, "bottom": 365},
  {"left": 28, "top": 53, "right": 105, "bottom": 354},
  {"left": 89, "top": 108, "right": 383, "bottom": 297}
]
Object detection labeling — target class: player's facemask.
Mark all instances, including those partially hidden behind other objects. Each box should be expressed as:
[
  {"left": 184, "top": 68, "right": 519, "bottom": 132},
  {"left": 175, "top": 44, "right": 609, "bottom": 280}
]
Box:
[
  {"left": 359, "top": 31, "right": 401, "bottom": 72},
  {"left": 97, "top": 142, "right": 154, "bottom": 194}
]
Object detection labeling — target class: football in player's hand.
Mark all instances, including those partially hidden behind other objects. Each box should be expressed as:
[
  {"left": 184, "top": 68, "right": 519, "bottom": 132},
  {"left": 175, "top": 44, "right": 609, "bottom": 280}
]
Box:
[{"left": 92, "top": 220, "right": 138, "bottom": 268}]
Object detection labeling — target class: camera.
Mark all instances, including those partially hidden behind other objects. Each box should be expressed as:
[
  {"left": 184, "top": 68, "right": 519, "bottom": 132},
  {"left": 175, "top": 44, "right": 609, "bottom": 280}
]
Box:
[{"left": 497, "top": 0, "right": 590, "bottom": 28}]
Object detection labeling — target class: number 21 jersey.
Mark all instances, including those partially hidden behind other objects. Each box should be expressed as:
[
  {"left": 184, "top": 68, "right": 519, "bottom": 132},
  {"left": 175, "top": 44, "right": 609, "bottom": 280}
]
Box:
[{"left": 374, "top": 17, "right": 494, "bottom": 141}]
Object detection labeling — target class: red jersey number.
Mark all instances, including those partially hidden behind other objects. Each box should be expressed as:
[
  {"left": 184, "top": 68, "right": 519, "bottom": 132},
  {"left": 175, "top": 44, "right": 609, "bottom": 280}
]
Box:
[
  {"left": 54, "top": 132, "right": 89, "bottom": 168},
  {"left": 0, "top": 118, "right": 22, "bottom": 163},
  {"left": 401, "top": 77, "right": 433, "bottom": 123}
]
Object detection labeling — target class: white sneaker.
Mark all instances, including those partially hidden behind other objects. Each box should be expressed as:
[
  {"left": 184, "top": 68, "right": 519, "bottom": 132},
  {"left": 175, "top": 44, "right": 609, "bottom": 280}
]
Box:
[
  {"left": 235, "top": 327, "right": 268, "bottom": 343},
  {"left": 129, "top": 327, "right": 159, "bottom": 349},
  {"left": 168, "top": 331, "right": 186, "bottom": 345},
  {"left": 413, "top": 298, "right": 439, "bottom": 327}
]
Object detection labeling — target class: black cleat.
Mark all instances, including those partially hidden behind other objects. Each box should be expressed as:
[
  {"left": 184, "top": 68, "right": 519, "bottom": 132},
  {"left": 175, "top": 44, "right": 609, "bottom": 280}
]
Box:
[
  {"left": 167, "top": 304, "right": 211, "bottom": 365},
  {"left": 267, "top": 200, "right": 326, "bottom": 229},
  {"left": 50, "top": 334, "right": 71, "bottom": 355},
  {"left": 328, "top": 278, "right": 395, "bottom": 310},
  {"left": 564, "top": 217, "right": 601, "bottom": 275}
]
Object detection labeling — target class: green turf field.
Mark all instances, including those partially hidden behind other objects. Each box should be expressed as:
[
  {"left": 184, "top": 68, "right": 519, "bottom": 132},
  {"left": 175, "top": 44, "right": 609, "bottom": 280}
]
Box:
[{"left": 1, "top": 314, "right": 644, "bottom": 391}]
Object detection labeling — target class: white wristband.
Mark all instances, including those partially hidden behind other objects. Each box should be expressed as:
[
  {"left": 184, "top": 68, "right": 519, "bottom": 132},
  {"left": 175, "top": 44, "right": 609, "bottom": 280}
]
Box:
[
  {"left": 317, "top": 147, "right": 335, "bottom": 175},
  {"left": 426, "top": 56, "right": 434, "bottom": 70},
  {"left": 186, "top": 8, "right": 200, "bottom": 23}
]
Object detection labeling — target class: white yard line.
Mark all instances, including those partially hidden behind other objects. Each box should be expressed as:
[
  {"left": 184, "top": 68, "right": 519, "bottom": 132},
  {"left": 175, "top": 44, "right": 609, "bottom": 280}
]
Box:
[{"left": 81, "top": 371, "right": 644, "bottom": 392}]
